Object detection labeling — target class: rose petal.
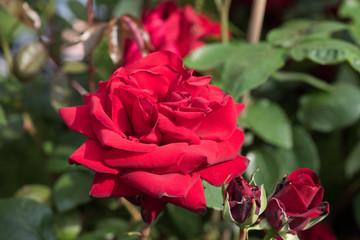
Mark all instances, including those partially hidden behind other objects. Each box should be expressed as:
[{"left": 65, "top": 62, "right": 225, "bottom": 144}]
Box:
[
  {"left": 132, "top": 96, "right": 156, "bottom": 138},
  {"left": 199, "top": 155, "right": 249, "bottom": 186},
  {"left": 163, "top": 177, "right": 206, "bottom": 214},
  {"left": 273, "top": 183, "right": 308, "bottom": 214},
  {"left": 59, "top": 105, "right": 95, "bottom": 139},
  {"left": 265, "top": 198, "right": 288, "bottom": 232},
  {"left": 128, "top": 51, "right": 189, "bottom": 79},
  {"left": 157, "top": 113, "right": 201, "bottom": 144},
  {"left": 119, "top": 170, "right": 200, "bottom": 198},
  {"left": 141, "top": 195, "right": 167, "bottom": 224},
  {"left": 104, "top": 142, "right": 187, "bottom": 168},
  {"left": 69, "top": 139, "right": 118, "bottom": 174},
  {"left": 90, "top": 117, "right": 157, "bottom": 152},
  {"left": 89, "top": 173, "right": 141, "bottom": 198},
  {"left": 194, "top": 96, "right": 237, "bottom": 140},
  {"left": 288, "top": 168, "right": 320, "bottom": 186}
]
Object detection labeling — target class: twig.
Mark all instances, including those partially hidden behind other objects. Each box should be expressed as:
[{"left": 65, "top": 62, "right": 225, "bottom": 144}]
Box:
[
  {"left": 241, "top": 0, "right": 267, "bottom": 116},
  {"left": 246, "top": 0, "right": 267, "bottom": 43},
  {"left": 139, "top": 223, "right": 151, "bottom": 240},
  {"left": 87, "top": 0, "right": 96, "bottom": 93},
  {"left": 119, "top": 197, "right": 142, "bottom": 222}
]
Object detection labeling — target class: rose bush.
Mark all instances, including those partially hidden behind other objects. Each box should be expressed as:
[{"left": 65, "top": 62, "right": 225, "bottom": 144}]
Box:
[
  {"left": 123, "top": 1, "right": 222, "bottom": 65},
  {"left": 59, "top": 51, "right": 248, "bottom": 224},
  {"left": 265, "top": 168, "right": 329, "bottom": 233}
]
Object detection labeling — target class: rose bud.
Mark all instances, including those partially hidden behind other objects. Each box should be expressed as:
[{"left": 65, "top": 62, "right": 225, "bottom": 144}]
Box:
[
  {"left": 223, "top": 175, "right": 266, "bottom": 227},
  {"left": 265, "top": 168, "right": 329, "bottom": 234}
]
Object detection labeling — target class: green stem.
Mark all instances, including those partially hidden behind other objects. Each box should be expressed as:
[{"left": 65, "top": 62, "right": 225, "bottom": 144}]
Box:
[
  {"left": 215, "top": 0, "right": 232, "bottom": 44},
  {"left": 239, "top": 228, "right": 247, "bottom": 240},
  {"left": 0, "top": 35, "right": 12, "bottom": 71},
  {"left": 87, "top": 0, "right": 96, "bottom": 93},
  {"left": 272, "top": 71, "right": 334, "bottom": 92}
]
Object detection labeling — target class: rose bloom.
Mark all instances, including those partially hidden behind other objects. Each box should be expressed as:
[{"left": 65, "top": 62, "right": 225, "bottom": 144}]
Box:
[
  {"left": 59, "top": 51, "right": 248, "bottom": 223},
  {"left": 123, "top": 1, "right": 222, "bottom": 65},
  {"left": 265, "top": 168, "right": 329, "bottom": 233}
]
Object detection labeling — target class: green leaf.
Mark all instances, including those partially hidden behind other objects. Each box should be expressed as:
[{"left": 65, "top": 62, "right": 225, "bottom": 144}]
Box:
[
  {"left": 223, "top": 43, "right": 286, "bottom": 99},
  {"left": 290, "top": 39, "right": 360, "bottom": 73},
  {"left": 184, "top": 43, "right": 238, "bottom": 71},
  {"left": 53, "top": 171, "right": 93, "bottom": 212},
  {"left": 167, "top": 204, "right": 202, "bottom": 237},
  {"left": 14, "top": 184, "right": 51, "bottom": 204},
  {"left": 245, "top": 147, "right": 279, "bottom": 192},
  {"left": 292, "top": 126, "right": 320, "bottom": 173},
  {"left": 203, "top": 180, "right": 223, "bottom": 210},
  {"left": 345, "top": 140, "right": 360, "bottom": 178},
  {"left": 12, "top": 41, "right": 48, "bottom": 82},
  {"left": 0, "top": 198, "right": 56, "bottom": 240},
  {"left": 267, "top": 19, "right": 346, "bottom": 48},
  {"left": 246, "top": 99, "right": 292, "bottom": 149},
  {"left": 298, "top": 84, "right": 360, "bottom": 132},
  {"left": 55, "top": 211, "right": 81, "bottom": 240}
]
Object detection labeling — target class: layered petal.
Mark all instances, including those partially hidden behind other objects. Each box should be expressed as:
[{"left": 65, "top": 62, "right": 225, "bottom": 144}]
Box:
[
  {"left": 69, "top": 139, "right": 118, "bottom": 174},
  {"left": 199, "top": 155, "right": 249, "bottom": 186},
  {"left": 119, "top": 170, "right": 200, "bottom": 198},
  {"left": 163, "top": 177, "right": 206, "bottom": 214},
  {"left": 59, "top": 105, "right": 95, "bottom": 139},
  {"left": 103, "top": 142, "right": 188, "bottom": 168},
  {"left": 89, "top": 173, "right": 141, "bottom": 198}
]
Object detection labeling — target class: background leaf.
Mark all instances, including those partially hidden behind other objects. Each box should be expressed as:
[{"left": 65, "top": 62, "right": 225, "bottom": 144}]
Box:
[
  {"left": 0, "top": 198, "right": 56, "bottom": 240},
  {"left": 298, "top": 84, "right": 360, "bottom": 132},
  {"left": 53, "top": 171, "right": 93, "bottom": 212},
  {"left": 267, "top": 19, "right": 346, "bottom": 47},
  {"left": 222, "top": 43, "right": 286, "bottom": 99},
  {"left": 184, "top": 43, "right": 237, "bottom": 71},
  {"left": 290, "top": 39, "right": 360, "bottom": 73},
  {"left": 246, "top": 99, "right": 293, "bottom": 149},
  {"left": 203, "top": 180, "right": 223, "bottom": 210}
]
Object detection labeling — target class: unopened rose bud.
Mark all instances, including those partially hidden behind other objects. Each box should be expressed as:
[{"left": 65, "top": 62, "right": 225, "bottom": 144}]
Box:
[
  {"left": 264, "top": 168, "right": 329, "bottom": 234},
  {"left": 223, "top": 176, "right": 266, "bottom": 227}
]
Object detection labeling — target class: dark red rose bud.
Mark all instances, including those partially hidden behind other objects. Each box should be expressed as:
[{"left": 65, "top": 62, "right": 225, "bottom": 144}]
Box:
[
  {"left": 265, "top": 168, "right": 329, "bottom": 234},
  {"left": 223, "top": 175, "right": 266, "bottom": 227}
]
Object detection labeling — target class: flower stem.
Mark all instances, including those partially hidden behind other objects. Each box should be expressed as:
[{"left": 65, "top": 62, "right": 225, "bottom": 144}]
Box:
[
  {"left": 139, "top": 223, "right": 151, "bottom": 240},
  {"left": 239, "top": 228, "right": 247, "bottom": 240}
]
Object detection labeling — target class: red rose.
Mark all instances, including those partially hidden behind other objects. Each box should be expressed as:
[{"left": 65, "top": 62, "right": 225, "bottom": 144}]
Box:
[
  {"left": 59, "top": 51, "right": 248, "bottom": 224},
  {"left": 265, "top": 168, "right": 329, "bottom": 233},
  {"left": 123, "top": 1, "right": 222, "bottom": 65}
]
